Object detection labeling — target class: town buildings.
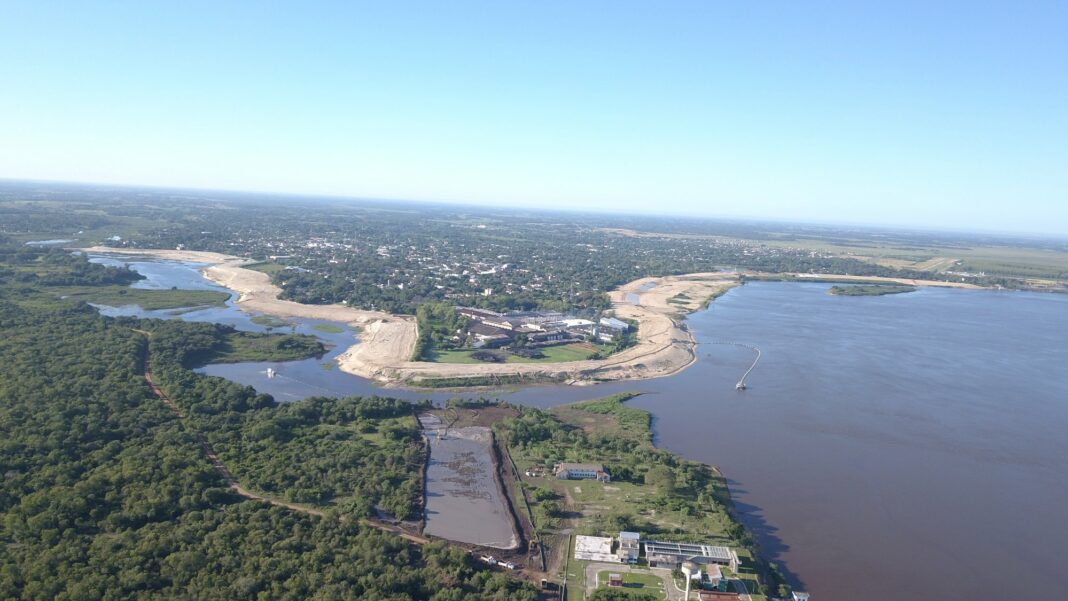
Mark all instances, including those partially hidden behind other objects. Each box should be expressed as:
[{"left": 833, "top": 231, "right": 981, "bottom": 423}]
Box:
[{"left": 456, "top": 306, "right": 630, "bottom": 349}]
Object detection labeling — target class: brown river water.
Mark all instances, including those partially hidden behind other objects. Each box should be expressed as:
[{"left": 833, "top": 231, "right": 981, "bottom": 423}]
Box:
[{"left": 91, "top": 255, "right": 1068, "bottom": 599}]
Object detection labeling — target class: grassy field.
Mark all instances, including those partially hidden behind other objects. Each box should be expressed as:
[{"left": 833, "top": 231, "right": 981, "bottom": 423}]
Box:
[
  {"left": 596, "top": 570, "right": 665, "bottom": 592},
  {"left": 242, "top": 261, "right": 288, "bottom": 275},
  {"left": 46, "top": 285, "right": 231, "bottom": 310},
  {"left": 312, "top": 323, "right": 346, "bottom": 334},
  {"left": 753, "top": 235, "right": 1068, "bottom": 279},
  {"left": 427, "top": 342, "right": 604, "bottom": 364}
]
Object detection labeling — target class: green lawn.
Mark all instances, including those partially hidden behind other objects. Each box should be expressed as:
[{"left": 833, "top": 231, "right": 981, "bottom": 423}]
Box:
[
  {"left": 512, "top": 344, "right": 601, "bottom": 362},
  {"left": 597, "top": 570, "right": 665, "bottom": 592},
  {"left": 243, "top": 261, "right": 288, "bottom": 275},
  {"left": 46, "top": 285, "right": 231, "bottom": 310}
]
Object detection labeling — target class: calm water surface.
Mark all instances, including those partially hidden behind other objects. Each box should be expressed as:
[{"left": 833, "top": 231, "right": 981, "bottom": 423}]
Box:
[
  {"left": 642, "top": 283, "right": 1068, "bottom": 600},
  {"left": 89, "top": 256, "right": 1068, "bottom": 600}
]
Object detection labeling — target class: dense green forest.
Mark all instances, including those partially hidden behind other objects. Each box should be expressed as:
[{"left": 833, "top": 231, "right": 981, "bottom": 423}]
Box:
[
  {"left": 0, "top": 247, "right": 537, "bottom": 600},
  {"left": 0, "top": 244, "right": 143, "bottom": 286}
]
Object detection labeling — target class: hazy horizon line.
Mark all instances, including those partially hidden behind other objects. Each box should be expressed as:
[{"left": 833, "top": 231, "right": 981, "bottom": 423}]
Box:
[{"left": 2, "top": 175, "right": 1064, "bottom": 241}]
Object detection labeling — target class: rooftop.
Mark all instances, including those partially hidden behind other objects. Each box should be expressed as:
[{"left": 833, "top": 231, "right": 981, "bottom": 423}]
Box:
[
  {"left": 644, "top": 541, "right": 734, "bottom": 563},
  {"left": 600, "top": 317, "right": 630, "bottom": 330},
  {"left": 556, "top": 462, "right": 604, "bottom": 472}
]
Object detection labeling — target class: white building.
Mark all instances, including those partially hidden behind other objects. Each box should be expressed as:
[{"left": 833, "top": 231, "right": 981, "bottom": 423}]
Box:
[
  {"left": 554, "top": 463, "right": 610, "bottom": 482},
  {"left": 597, "top": 317, "right": 630, "bottom": 342},
  {"left": 644, "top": 541, "right": 737, "bottom": 571},
  {"left": 617, "top": 531, "right": 640, "bottom": 563}
]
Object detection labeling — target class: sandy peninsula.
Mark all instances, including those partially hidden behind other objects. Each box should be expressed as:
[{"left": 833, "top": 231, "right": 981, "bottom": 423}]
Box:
[
  {"left": 81, "top": 247, "right": 979, "bottom": 387},
  {"left": 80, "top": 247, "right": 736, "bottom": 386}
]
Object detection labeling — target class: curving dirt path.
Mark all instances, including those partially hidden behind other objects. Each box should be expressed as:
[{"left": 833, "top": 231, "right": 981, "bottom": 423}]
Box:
[
  {"left": 143, "top": 347, "right": 441, "bottom": 546},
  {"left": 143, "top": 357, "right": 326, "bottom": 517}
]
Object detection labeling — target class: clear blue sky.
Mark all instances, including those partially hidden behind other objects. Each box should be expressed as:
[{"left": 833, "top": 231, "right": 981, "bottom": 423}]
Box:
[{"left": 1, "top": 1, "right": 1065, "bottom": 234}]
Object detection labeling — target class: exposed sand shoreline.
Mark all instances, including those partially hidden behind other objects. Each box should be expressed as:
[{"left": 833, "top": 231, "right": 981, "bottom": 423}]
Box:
[
  {"left": 80, "top": 246, "right": 979, "bottom": 387},
  {"left": 772, "top": 272, "right": 982, "bottom": 289}
]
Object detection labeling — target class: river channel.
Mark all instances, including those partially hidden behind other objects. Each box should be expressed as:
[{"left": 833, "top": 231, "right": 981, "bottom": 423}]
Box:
[{"left": 88, "top": 254, "right": 1068, "bottom": 600}]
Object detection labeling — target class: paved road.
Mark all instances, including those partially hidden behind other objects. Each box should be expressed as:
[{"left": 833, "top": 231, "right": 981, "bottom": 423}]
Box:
[{"left": 731, "top": 577, "right": 754, "bottom": 601}]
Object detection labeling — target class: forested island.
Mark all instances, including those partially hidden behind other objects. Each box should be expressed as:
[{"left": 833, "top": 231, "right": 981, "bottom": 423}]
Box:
[{"left": 829, "top": 284, "right": 917, "bottom": 296}]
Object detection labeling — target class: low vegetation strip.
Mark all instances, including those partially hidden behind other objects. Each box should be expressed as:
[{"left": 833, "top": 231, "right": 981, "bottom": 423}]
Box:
[
  {"left": 47, "top": 284, "right": 231, "bottom": 309},
  {"left": 194, "top": 330, "right": 325, "bottom": 365},
  {"left": 829, "top": 284, "right": 917, "bottom": 296},
  {"left": 429, "top": 343, "right": 606, "bottom": 364},
  {"left": 412, "top": 373, "right": 566, "bottom": 388}
]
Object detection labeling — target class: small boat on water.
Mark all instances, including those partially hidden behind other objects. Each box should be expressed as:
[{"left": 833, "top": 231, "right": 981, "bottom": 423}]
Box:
[
  {"left": 266, "top": 368, "right": 276, "bottom": 379},
  {"left": 736, "top": 382, "right": 746, "bottom": 390}
]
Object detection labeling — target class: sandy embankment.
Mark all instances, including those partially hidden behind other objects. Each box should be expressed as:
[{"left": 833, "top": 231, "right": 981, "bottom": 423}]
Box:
[
  {"left": 81, "top": 246, "right": 419, "bottom": 378},
  {"left": 80, "top": 247, "right": 734, "bottom": 386},
  {"left": 775, "top": 273, "right": 982, "bottom": 289}
]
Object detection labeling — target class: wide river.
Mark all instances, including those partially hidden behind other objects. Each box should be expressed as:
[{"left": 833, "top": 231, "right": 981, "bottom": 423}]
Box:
[{"left": 89, "top": 255, "right": 1068, "bottom": 599}]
